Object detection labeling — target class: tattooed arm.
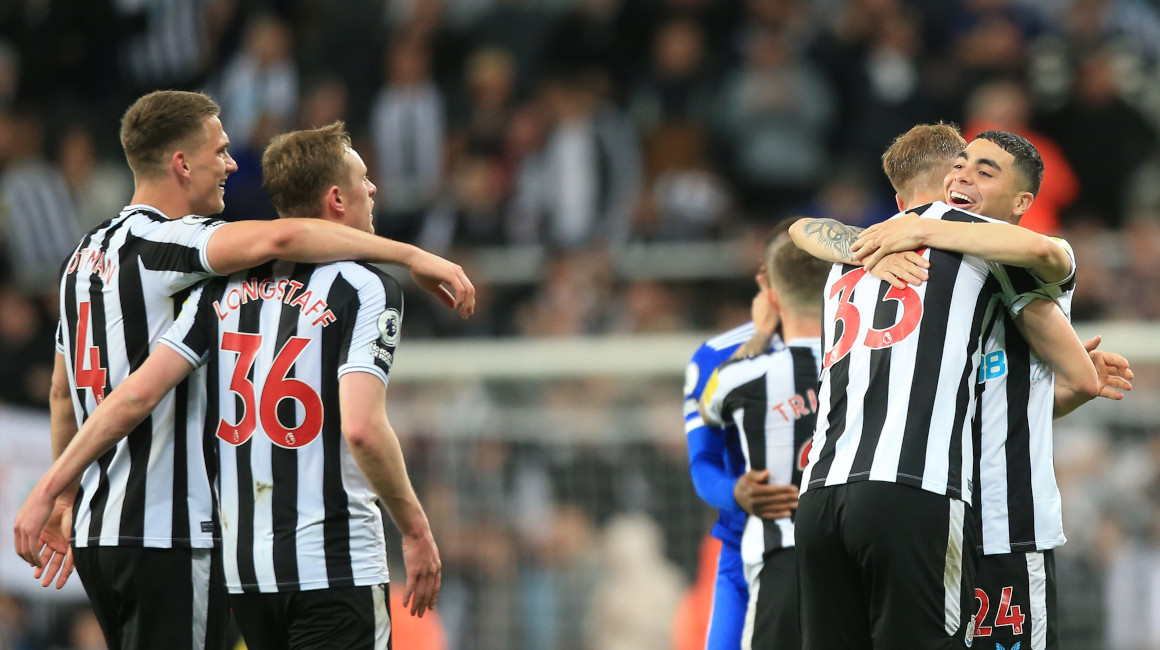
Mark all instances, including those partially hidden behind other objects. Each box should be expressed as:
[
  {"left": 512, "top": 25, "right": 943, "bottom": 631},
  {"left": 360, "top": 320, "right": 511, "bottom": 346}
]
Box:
[{"left": 789, "top": 218, "right": 864, "bottom": 265}]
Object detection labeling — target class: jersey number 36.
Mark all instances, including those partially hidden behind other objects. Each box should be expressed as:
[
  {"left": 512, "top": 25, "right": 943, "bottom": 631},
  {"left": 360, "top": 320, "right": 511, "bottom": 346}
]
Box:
[{"left": 217, "top": 332, "right": 323, "bottom": 449}]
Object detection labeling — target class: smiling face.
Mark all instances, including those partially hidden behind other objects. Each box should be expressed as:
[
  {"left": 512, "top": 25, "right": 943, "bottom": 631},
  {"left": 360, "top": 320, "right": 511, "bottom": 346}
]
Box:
[
  {"left": 184, "top": 116, "right": 237, "bottom": 216},
  {"left": 337, "top": 147, "right": 376, "bottom": 233},
  {"left": 943, "top": 138, "right": 1032, "bottom": 224}
]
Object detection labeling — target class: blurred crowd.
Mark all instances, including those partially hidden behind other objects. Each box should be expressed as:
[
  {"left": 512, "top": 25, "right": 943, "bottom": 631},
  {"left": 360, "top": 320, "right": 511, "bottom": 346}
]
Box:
[{"left": 2, "top": 0, "right": 1160, "bottom": 648}]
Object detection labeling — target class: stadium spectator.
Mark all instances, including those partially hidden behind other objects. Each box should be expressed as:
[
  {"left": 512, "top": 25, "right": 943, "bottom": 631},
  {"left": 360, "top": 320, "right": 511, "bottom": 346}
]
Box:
[
  {"left": 716, "top": 26, "right": 836, "bottom": 215},
  {"left": 508, "top": 73, "right": 641, "bottom": 248},
  {"left": 0, "top": 107, "right": 82, "bottom": 294},
  {"left": 371, "top": 34, "right": 447, "bottom": 240}
]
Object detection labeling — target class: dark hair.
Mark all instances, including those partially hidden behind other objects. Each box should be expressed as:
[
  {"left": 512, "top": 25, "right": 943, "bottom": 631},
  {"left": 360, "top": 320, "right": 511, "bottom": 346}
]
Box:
[
  {"left": 974, "top": 130, "right": 1044, "bottom": 195},
  {"left": 262, "top": 121, "right": 352, "bottom": 219},
  {"left": 120, "top": 91, "right": 220, "bottom": 178}
]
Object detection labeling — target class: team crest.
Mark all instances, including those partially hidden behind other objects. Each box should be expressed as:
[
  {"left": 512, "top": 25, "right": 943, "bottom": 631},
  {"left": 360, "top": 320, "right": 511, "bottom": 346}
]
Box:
[
  {"left": 377, "top": 308, "right": 401, "bottom": 347},
  {"left": 684, "top": 362, "right": 699, "bottom": 397}
]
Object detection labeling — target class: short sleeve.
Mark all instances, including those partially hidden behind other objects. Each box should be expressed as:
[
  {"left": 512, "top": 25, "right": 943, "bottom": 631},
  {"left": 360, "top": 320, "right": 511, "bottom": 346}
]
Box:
[
  {"left": 699, "top": 369, "right": 728, "bottom": 429},
  {"left": 158, "top": 282, "right": 214, "bottom": 367},
  {"left": 1004, "top": 238, "right": 1077, "bottom": 316},
  {"left": 55, "top": 319, "right": 65, "bottom": 354},
  {"left": 336, "top": 268, "right": 404, "bottom": 389},
  {"left": 136, "top": 214, "right": 228, "bottom": 279}
]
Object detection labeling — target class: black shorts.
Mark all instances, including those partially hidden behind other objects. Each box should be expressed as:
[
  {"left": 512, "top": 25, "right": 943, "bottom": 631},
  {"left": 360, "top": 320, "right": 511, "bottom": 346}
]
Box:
[
  {"left": 795, "top": 481, "right": 979, "bottom": 649},
  {"left": 72, "top": 545, "right": 230, "bottom": 650},
  {"left": 742, "top": 546, "right": 800, "bottom": 649},
  {"left": 974, "top": 549, "right": 1057, "bottom": 650},
  {"left": 230, "top": 583, "right": 392, "bottom": 650}
]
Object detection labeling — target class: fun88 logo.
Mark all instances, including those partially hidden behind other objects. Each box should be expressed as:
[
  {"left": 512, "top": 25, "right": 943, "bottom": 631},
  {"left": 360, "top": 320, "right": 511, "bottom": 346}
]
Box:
[{"left": 978, "top": 350, "right": 1007, "bottom": 383}]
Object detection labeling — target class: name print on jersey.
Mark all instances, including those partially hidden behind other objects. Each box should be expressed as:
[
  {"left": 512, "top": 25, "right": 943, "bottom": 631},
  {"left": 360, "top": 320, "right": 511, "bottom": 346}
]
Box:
[
  {"left": 65, "top": 248, "right": 118, "bottom": 284},
  {"left": 771, "top": 389, "right": 818, "bottom": 424},
  {"left": 213, "top": 276, "right": 338, "bottom": 327}
]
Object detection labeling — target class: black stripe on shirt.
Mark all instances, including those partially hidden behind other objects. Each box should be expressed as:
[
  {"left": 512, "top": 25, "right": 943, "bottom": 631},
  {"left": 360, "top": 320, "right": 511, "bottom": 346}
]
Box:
[
  {"left": 234, "top": 278, "right": 264, "bottom": 592},
  {"left": 271, "top": 263, "right": 313, "bottom": 588},
  {"left": 1002, "top": 310, "right": 1035, "bottom": 545},
  {"left": 171, "top": 287, "right": 193, "bottom": 543},
  {"left": 810, "top": 266, "right": 857, "bottom": 486},
  {"left": 322, "top": 272, "right": 360, "bottom": 587},
  {"left": 81, "top": 219, "right": 129, "bottom": 543},
  {"left": 850, "top": 281, "right": 896, "bottom": 479},
  {"left": 138, "top": 238, "right": 208, "bottom": 274},
  {"left": 896, "top": 248, "right": 964, "bottom": 487},
  {"left": 117, "top": 234, "right": 160, "bottom": 543},
  {"left": 790, "top": 346, "right": 820, "bottom": 492},
  {"left": 946, "top": 280, "right": 996, "bottom": 499}
]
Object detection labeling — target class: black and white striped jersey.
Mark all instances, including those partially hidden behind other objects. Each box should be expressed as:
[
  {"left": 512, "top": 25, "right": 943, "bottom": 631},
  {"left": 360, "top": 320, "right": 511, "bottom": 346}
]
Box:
[
  {"left": 700, "top": 340, "right": 822, "bottom": 565},
  {"left": 57, "top": 205, "right": 226, "bottom": 549},
  {"left": 974, "top": 241, "right": 1077, "bottom": 555},
  {"left": 802, "top": 202, "right": 1022, "bottom": 505},
  {"left": 161, "top": 260, "right": 403, "bottom": 593}
]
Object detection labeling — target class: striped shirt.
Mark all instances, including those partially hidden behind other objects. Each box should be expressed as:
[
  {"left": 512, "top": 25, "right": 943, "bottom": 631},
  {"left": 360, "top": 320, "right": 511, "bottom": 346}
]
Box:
[
  {"left": 974, "top": 240, "right": 1077, "bottom": 554},
  {"left": 700, "top": 339, "right": 821, "bottom": 565},
  {"left": 684, "top": 323, "right": 779, "bottom": 546},
  {"left": 802, "top": 202, "right": 1022, "bottom": 505},
  {"left": 57, "top": 205, "right": 226, "bottom": 548},
  {"left": 161, "top": 260, "right": 403, "bottom": 593}
]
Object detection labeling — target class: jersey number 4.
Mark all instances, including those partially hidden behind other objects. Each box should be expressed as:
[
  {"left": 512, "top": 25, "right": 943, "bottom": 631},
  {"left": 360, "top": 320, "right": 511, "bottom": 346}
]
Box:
[
  {"left": 74, "top": 302, "right": 108, "bottom": 404},
  {"left": 217, "top": 332, "right": 323, "bottom": 449},
  {"left": 824, "top": 265, "right": 924, "bottom": 368}
]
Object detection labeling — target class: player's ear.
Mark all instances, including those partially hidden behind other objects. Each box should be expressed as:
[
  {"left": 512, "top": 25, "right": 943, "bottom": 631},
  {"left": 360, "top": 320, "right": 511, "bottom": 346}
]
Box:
[
  {"left": 322, "top": 185, "right": 344, "bottom": 222},
  {"left": 895, "top": 193, "right": 906, "bottom": 212},
  {"left": 1012, "top": 191, "right": 1034, "bottom": 219},
  {"left": 172, "top": 151, "right": 191, "bottom": 181}
]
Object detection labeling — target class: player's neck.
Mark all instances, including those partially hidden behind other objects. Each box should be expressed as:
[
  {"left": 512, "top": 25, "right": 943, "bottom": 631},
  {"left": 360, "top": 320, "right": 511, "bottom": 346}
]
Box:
[
  {"left": 781, "top": 312, "right": 821, "bottom": 343},
  {"left": 906, "top": 190, "right": 943, "bottom": 208},
  {"left": 130, "top": 182, "right": 196, "bottom": 220}
]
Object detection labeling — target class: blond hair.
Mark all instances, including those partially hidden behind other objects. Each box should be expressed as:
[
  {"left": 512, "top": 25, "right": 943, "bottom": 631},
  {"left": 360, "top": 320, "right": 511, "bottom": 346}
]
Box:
[
  {"left": 881, "top": 123, "right": 966, "bottom": 202},
  {"left": 120, "top": 91, "right": 221, "bottom": 178},
  {"left": 261, "top": 121, "right": 352, "bottom": 220},
  {"left": 765, "top": 221, "right": 829, "bottom": 316}
]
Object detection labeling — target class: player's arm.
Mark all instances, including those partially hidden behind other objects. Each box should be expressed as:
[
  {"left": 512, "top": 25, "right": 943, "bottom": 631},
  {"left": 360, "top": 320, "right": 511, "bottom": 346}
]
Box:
[
  {"left": 789, "top": 217, "right": 928, "bottom": 289},
  {"left": 205, "top": 219, "right": 475, "bottom": 317},
  {"left": 789, "top": 218, "right": 863, "bottom": 265},
  {"left": 853, "top": 215, "right": 1073, "bottom": 284},
  {"left": 699, "top": 365, "right": 799, "bottom": 519},
  {"left": 14, "top": 346, "right": 195, "bottom": 568},
  {"left": 1010, "top": 299, "right": 1100, "bottom": 417},
  {"left": 34, "top": 352, "right": 81, "bottom": 588},
  {"left": 338, "top": 373, "right": 440, "bottom": 617}
]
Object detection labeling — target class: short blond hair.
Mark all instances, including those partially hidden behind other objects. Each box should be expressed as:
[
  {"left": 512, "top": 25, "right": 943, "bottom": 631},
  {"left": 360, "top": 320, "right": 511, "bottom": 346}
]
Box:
[
  {"left": 261, "top": 122, "right": 352, "bottom": 220},
  {"left": 881, "top": 123, "right": 966, "bottom": 201},
  {"left": 765, "top": 221, "right": 829, "bottom": 316},
  {"left": 120, "top": 91, "right": 220, "bottom": 178}
]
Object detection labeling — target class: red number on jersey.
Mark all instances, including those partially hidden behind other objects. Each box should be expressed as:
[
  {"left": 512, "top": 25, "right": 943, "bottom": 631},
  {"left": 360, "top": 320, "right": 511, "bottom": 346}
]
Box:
[
  {"left": 217, "top": 332, "right": 261, "bottom": 445},
  {"left": 973, "top": 588, "right": 993, "bottom": 637},
  {"left": 217, "top": 332, "right": 324, "bottom": 449},
  {"left": 824, "top": 269, "right": 865, "bottom": 368},
  {"left": 74, "top": 302, "right": 108, "bottom": 404},
  {"left": 823, "top": 257, "right": 925, "bottom": 368},
  {"left": 260, "top": 337, "right": 324, "bottom": 449},
  {"left": 993, "top": 586, "right": 1026, "bottom": 635}
]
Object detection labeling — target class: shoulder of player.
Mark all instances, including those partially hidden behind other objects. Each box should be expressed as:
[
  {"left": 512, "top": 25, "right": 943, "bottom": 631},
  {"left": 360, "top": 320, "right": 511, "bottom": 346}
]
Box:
[
  {"left": 330, "top": 262, "right": 405, "bottom": 308},
  {"left": 713, "top": 347, "right": 791, "bottom": 387}
]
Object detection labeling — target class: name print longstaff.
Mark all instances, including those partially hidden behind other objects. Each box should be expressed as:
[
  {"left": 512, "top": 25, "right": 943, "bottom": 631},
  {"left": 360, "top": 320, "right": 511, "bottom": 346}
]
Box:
[{"left": 213, "top": 276, "right": 337, "bottom": 327}]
